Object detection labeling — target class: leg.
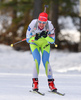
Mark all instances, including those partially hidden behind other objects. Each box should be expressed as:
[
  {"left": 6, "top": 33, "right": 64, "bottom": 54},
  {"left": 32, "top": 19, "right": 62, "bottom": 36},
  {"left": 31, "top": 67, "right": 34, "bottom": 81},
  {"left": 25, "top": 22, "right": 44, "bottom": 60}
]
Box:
[
  {"left": 41, "top": 43, "right": 57, "bottom": 90},
  {"left": 30, "top": 44, "right": 41, "bottom": 90},
  {"left": 41, "top": 43, "right": 53, "bottom": 79},
  {"left": 30, "top": 44, "right": 41, "bottom": 78}
]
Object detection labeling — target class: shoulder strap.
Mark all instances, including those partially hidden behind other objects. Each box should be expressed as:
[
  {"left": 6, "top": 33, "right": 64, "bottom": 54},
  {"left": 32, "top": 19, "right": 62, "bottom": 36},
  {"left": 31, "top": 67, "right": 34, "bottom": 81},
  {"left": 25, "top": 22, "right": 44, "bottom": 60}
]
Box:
[
  {"left": 32, "top": 20, "right": 38, "bottom": 33},
  {"left": 45, "top": 21, "right": 49, "bottom": 31}
]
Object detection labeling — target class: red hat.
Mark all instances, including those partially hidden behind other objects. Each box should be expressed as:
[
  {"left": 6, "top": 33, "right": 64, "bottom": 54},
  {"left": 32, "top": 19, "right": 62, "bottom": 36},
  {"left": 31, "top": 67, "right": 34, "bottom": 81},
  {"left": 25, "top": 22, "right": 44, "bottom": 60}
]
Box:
[{"left": 38, "top": 12, "right": 48, "bottom": 21}]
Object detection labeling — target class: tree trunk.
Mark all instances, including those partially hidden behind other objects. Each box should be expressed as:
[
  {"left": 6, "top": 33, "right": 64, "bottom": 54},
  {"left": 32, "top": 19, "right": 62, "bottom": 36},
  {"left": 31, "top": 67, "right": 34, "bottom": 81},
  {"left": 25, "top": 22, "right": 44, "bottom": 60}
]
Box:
[
  {"left": 49, "top": 0, "right": 60, "bottom": 47},
  {"left": 33, "top": 0, "right": 42, "bottom": 19}
]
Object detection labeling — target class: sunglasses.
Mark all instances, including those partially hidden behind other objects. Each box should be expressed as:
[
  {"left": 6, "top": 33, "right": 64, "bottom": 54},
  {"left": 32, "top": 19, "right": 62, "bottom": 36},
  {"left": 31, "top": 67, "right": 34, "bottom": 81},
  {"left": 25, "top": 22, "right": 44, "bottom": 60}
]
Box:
[{"left": 38, "top": 21, "right": 47, "bottom": 24}]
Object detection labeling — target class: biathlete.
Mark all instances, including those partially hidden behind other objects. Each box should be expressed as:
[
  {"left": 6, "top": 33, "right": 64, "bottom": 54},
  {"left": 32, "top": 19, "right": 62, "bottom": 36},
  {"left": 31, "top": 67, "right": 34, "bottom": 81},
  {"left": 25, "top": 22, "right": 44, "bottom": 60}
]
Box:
[{"left": 26, "top": 11, "right": 57, "bottom": 91}]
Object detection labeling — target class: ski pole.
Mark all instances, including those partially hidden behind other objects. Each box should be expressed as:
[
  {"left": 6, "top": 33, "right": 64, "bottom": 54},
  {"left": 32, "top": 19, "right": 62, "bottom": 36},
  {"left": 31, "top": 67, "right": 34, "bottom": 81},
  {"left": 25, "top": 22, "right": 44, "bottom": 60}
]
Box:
[
  {"left": 10, "top": 38, "right": 26, "bottom": 47},
  {"left": 11, "top": 38, "right": 58, "bottom": 48},
  {"left": 43, "top": 43, "right": 58, "bottom": 49},
  {"left": 54, "top": 43, "right": 58, "bottom": 47}
]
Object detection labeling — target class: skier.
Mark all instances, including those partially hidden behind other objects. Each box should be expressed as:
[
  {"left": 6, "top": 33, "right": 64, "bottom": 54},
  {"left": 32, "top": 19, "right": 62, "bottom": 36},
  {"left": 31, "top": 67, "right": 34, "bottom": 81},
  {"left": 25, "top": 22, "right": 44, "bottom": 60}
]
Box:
[{"left": 26, "top": 12, "right": 57, "bottom": 92}]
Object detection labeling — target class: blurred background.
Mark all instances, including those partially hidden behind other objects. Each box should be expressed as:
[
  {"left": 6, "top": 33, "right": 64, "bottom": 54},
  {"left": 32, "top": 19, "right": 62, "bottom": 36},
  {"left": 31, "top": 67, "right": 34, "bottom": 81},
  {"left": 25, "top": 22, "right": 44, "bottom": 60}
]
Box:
[
  {"left": 0, "top": 1, "right": 81, "bottom": 99},
  {"left": 0, "top": 0, "right": 81, "bottom": 52}
]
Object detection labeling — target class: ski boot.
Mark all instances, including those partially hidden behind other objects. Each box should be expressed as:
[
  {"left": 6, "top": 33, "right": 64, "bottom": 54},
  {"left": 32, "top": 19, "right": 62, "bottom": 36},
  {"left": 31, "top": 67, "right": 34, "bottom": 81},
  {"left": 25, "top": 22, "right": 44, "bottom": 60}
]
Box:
[
  {"left": 32, "top": 78, "right": 38, "bottom": 91},
  {"left": 48, "top": 79, "right": 57, "bottom": 91}
]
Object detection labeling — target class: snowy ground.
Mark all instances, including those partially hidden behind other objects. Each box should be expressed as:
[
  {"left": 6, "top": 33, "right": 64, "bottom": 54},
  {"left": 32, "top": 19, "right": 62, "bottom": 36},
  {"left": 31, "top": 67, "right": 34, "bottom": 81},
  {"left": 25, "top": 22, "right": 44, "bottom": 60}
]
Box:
[{"left": 0, "top": 44, "right": 81, "bottom": 100}]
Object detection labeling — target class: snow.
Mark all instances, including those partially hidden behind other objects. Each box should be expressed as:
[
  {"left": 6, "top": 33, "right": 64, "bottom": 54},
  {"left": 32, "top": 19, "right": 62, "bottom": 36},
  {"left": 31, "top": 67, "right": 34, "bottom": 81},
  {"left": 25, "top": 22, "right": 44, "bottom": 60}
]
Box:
[
  {"left": 58, "top": 16, "right": 80, "bottom": 43},
  {"left": 58, "top": 29, "right": 80, "bottom": 43},
  {"left": 58, "top": 16, "right": 77, "bottom": 30},
  {"left": 0, "top": 15, "right": 12, "bottom": 33},
  {"left": 0, "top": 44, "right": 81, "bottom": 100}
]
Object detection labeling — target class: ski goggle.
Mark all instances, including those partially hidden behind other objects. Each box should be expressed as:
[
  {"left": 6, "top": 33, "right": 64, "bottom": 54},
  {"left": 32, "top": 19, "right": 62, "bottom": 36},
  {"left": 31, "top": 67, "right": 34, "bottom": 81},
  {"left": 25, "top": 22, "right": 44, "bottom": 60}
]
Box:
[{"left": 38, "top": 21, "right": 47, "bottom": 24}]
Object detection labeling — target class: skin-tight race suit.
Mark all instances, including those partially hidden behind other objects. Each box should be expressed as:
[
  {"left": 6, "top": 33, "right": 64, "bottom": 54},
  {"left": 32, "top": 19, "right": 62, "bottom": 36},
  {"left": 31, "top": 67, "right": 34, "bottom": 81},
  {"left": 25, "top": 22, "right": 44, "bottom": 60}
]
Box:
[{"left": 26, "top": 19, "right": 55, "bottom": 79}]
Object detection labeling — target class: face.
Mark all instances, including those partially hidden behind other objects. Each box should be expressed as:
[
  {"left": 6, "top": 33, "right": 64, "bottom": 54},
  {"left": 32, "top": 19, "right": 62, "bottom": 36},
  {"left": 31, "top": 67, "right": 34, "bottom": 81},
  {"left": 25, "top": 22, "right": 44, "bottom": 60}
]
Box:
[{"left": 38, "top": 20, "right": 47, "bottom": 29}]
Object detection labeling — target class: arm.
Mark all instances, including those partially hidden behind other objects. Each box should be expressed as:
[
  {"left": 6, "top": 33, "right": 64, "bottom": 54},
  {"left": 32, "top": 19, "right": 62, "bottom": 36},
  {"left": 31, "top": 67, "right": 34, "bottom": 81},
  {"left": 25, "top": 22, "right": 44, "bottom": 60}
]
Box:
[
  {"left": 45, "top": 22, "right": 55, "bottom": 44},
  {"left": 26, "top": 19, "right": 37, "bottom": 43}
]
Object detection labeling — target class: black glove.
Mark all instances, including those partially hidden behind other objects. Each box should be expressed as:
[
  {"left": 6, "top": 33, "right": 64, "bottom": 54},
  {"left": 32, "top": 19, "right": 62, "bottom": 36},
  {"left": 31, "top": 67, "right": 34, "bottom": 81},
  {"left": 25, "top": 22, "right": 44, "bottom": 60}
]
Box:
[
  {"left": 40, "top": 31, "right": 48, "bottom": 38},
  {"left": 35, "top": 33, "right": 41, "bottom": 40}
]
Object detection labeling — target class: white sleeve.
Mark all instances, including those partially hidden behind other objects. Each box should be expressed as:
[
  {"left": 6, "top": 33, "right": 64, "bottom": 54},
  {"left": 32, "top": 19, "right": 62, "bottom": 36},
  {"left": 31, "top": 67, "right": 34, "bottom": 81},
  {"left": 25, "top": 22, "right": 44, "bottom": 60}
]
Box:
[
  {"left": 26, "top": 19, "right": 37, "bottom": 39},
  {"left": 48, "top": 21, "right": 55, "bottom": 43},
  {"left": 48, "top": 21, "right": 55, "bottom": 34}
]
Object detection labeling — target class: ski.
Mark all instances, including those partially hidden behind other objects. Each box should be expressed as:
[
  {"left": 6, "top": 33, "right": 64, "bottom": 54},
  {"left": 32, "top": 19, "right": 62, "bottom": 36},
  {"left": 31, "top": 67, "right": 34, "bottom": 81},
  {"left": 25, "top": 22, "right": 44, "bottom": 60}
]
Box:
[
  {"left": 29, "top": 90, "right": 45, "bottom": 96},
  {"left": 48, "top": 90, "right": 65, "bottom": 96},
  {"left": 29, "top": 90, "right": 65, "bottom": 96}
]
